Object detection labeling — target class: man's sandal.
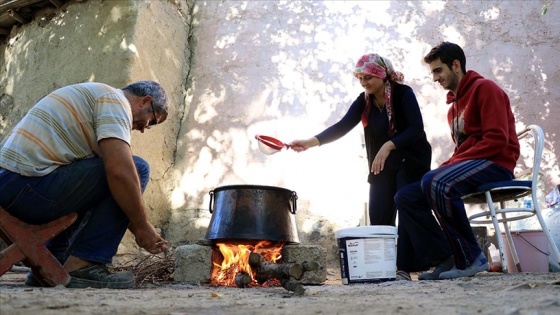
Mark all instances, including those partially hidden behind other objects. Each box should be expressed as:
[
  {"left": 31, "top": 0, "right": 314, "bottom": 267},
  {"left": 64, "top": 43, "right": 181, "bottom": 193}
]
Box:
[{"left": 396, "top": 270, "right": 412, "bottom": 281}]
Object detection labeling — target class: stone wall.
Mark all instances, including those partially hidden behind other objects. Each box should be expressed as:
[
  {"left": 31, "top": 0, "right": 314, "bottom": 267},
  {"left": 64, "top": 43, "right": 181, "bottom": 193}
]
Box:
[{"left": 1, "top": 0, "right": 558, "bottom": 267}]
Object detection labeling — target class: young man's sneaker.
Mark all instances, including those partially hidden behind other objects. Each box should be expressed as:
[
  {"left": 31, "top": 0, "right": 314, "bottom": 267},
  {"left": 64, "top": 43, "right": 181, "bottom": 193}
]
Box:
[
  {"left": 418, "top": 255, "right": 455, "bottom": 280},
  {"left": 66, "top": 264, "right": 134, "bottom": 289},
  {"left": 438, "top": 252, "right": 489, "bottom": 279}
]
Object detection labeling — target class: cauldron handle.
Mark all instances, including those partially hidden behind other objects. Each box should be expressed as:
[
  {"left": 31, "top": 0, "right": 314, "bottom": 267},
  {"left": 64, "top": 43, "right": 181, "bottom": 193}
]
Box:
[
  {"left": 209, "top": 190, "right": 214, "bottom": 214},
  {"left": 290, "top": 191, "right": 298, "bottom": 214}
]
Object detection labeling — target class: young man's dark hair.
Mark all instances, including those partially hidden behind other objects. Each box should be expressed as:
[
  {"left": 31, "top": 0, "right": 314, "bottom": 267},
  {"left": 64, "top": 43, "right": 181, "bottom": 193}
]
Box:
[{"left": 423, "top": 41, "right": 467, "bottom": 74}]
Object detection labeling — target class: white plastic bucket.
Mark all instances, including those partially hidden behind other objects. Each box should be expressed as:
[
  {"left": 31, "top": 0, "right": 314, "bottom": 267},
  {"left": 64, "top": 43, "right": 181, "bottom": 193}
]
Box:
[{"left": 335, "top": 225, "right": 398, "bottom": 284}]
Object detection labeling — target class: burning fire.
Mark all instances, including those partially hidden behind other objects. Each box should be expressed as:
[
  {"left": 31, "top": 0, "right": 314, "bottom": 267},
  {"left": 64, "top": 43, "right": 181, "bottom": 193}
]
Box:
[{"left": 211, "top": 240, "right": 284, "bottom": 287}]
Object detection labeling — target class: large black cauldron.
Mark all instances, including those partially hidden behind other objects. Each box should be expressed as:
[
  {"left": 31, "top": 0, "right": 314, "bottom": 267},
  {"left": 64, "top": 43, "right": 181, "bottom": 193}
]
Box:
[{"left": 205, "top": 185, "right": 300, "bottom": 244}]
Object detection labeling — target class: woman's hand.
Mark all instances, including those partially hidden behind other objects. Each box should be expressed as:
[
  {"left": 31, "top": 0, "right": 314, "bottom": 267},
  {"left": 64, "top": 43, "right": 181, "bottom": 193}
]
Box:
[
  {"left": 371, "top": 141, "right": 396, "bottom": 174},
  {"left": 288, "top": 137, "right": 320, "bottom": 152}
]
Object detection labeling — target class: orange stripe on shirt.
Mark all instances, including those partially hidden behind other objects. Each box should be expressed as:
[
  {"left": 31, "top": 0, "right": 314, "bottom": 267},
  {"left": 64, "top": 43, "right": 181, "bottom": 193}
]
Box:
[
  {"left": 16, "top": 129, "right": 64, "bottom": 163},
  {"left": 50, "top": 93, "right": 96, "bottom": 148},
  {"left": 97, "top": 96, "right": 128, "bottom": 106}
]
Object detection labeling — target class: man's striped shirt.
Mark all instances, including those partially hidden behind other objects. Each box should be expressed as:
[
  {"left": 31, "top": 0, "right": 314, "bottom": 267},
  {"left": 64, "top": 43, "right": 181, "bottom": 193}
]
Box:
[{"left": 0, "top": 82, "right": 132, "bottom": 176}]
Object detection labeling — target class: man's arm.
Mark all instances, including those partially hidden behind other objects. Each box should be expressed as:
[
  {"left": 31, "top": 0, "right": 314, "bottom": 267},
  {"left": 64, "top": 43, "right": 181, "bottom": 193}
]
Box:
[{"left": 98, "top": 138, "right": 168, "bottom": 254}]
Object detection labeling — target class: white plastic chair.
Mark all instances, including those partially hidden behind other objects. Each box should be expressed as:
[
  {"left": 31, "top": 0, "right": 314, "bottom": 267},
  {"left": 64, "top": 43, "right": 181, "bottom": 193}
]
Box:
[{"left": 462, "top": 125, "right": 560, "bottom": 273}]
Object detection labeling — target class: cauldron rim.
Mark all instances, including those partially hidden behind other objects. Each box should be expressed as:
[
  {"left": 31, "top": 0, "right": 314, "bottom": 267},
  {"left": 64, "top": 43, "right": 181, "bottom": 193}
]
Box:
[
  {"left": 206, "top": 238, "right": 300, "bottom": 245},
  {"left": 211, "top": 184, "right": 293, "bottom": 194}
]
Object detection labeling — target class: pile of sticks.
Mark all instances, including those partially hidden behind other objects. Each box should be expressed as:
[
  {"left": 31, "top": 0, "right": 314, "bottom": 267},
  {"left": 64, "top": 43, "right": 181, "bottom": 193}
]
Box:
[{"left": 114, "top": 252, "right": 175, "bottom": 287}]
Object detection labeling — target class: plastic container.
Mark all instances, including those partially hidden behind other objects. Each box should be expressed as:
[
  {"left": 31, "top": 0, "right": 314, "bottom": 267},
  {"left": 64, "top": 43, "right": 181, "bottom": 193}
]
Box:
[
  {"left": 543, "top": 206, "right": 560, "bottom": 270},
  {"left": 335, "top": 226, "right": 398, "bottom": 284},
  {"left": 502, "top": 230, "right": 549, "bottom": 272}
]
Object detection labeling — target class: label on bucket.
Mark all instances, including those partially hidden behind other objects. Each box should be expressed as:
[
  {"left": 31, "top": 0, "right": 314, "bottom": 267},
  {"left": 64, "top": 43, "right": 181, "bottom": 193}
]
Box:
[{"left": 338, "top": 236, "right": 396, "bottom": 284}]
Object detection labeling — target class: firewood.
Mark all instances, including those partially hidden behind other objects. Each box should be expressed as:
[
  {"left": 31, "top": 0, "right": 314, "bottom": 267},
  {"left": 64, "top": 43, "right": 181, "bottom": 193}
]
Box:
[
  {"left": 248, "top": 252, "right": 313, "bottom": 294},
  {"left": 234, "top": 272, "right": 252, "bottom": 288},
  {"left": 251, "top": 252, "right": 319, "bottom": 281},
  {"left": 258, "top": 261, "right": 303, "bottom": 280},
  {"left": 281, "top": 279, "right": 306, "bottom": 296},
  {"left": 248, "top": 252, "right": 263, "bottom": 267}
]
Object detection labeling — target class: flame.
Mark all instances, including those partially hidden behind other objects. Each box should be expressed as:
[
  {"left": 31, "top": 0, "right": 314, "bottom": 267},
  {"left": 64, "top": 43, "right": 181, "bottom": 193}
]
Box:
[{"left": 210, "top": 240, "right": 284, "bottom": 287}]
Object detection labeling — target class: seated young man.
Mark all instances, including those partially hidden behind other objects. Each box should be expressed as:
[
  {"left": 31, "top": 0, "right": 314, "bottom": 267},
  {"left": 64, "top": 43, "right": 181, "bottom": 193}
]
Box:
[{"left": 395, "top": 42, "right": 520, "bottom": 280}]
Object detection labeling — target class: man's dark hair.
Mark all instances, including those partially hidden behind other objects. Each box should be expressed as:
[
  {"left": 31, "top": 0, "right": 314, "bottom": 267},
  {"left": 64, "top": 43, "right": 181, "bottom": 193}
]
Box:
[{"left": 423, "top": 41, "right": 467, "bottom": 74}]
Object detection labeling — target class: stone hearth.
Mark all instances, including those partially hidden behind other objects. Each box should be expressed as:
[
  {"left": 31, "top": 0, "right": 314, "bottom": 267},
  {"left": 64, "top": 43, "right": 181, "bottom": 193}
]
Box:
[{"left": 174, "top": 243, "right": 327, "bottom": 285}]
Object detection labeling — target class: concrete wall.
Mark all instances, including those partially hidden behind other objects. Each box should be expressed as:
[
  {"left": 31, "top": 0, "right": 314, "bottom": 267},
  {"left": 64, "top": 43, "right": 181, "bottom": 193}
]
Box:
[
  {"left": 1, "top": 0, "right": 559, "bottom": 266},
  {"left": 0, "top": 0, "right": 193, "bottom": 258}
]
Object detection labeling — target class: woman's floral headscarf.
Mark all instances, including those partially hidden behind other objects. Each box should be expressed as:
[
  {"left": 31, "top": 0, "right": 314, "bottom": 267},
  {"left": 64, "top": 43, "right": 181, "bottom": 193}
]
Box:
[{"left": 353, "top": 53, "right": 404, "bottom": 136}]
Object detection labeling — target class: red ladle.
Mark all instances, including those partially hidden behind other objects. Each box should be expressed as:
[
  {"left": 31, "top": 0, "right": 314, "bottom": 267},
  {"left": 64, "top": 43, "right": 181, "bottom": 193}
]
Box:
[{"left": 255, "top": 135, "right": 291, "bottom": 155}]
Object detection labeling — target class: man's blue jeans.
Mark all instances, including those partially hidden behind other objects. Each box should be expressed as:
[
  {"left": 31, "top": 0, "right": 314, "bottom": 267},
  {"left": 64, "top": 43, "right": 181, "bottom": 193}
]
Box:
[{"left": 0, "top": 156, "right": 149, "bottom": 264}]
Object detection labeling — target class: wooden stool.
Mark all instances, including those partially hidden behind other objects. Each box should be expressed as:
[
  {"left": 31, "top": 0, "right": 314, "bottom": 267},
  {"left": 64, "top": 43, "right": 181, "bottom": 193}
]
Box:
[{"left": 0, "top": 207, "right": 78, "bottom": 286}]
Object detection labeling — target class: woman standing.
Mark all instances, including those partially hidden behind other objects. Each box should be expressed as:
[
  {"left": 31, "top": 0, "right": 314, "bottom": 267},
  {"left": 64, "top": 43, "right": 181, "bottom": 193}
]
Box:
[{"left": 289, "top": 53, "right": 432, "bottom": 280}]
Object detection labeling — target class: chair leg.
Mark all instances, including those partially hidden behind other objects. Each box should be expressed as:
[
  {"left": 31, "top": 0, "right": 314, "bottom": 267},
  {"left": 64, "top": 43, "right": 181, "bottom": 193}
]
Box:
[
  {"left": 0, "top": 243, "right": 26, "bottom": 276},
  {"left": 533, "top": 202, "right": 560, "bottom": 269},
  {"left": 501, "top": 213, "right": 522, "bottom": 272},
  {"left": 486, "top": 192, "right": 509, "bottom": 272},
  {"left": 20, "top": 238, "right": 71, "bottom": 286},
  {"left": 500, "top": 201, "right": 522, "bottom": 272},
  {"left": 0, "top": 208, "right": 77, "bottom": 286}
]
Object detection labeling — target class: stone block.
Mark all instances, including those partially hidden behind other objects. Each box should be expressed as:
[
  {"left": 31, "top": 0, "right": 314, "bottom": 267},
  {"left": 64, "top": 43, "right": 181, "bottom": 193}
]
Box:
[
  {"left": 282, "top": 244, "right": 327, "bottom": 284},
  {"left": 174, "top": 244, "right": 212, "bottom": 284}
]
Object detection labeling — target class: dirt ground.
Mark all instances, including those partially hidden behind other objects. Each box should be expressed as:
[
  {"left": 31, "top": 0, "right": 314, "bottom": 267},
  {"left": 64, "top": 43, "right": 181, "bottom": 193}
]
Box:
[{"left": 0, "top": 267, "right": 559, "bottom": 315}]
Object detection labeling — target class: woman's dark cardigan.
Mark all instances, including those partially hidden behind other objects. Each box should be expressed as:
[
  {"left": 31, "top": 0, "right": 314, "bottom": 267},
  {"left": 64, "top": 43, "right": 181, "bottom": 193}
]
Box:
[{"left": 315, "top": 83, "right": 432, "bottom": 183}]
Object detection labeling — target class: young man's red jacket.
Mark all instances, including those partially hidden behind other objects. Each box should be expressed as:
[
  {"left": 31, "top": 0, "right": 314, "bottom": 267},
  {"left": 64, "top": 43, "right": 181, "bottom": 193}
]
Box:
[{"left": 442, "top": 70, "right": 520, "bottom": 173}]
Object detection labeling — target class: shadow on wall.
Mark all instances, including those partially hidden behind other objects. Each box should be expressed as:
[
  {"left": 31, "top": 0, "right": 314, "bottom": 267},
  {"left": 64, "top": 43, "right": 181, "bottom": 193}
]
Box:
[
  {"left": 0, "top": 1, "right": 142, "bottom": 137},
  {"left": 173, "top": 0, "right": 557, "bottom": 209},
  {"left": 405, "top": 1, "right": 557, "bottom": 174}
]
